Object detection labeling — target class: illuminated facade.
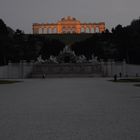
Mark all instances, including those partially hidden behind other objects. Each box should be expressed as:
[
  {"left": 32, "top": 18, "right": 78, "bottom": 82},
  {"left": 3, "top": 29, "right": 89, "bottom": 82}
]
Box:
[{"left": 32, "top": 16, "right": 105, "bottom": 34}]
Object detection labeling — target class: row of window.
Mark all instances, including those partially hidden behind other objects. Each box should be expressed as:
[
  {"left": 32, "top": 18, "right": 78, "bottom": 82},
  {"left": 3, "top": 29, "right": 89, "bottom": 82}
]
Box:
[{"left": 37, "top": 27, "right": 100, "bottom": 34}]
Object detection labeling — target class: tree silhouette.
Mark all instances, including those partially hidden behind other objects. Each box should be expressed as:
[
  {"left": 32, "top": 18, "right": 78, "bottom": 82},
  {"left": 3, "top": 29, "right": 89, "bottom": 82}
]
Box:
[{"left": 0, "top": 17, "right": 140, "bottom": 65}]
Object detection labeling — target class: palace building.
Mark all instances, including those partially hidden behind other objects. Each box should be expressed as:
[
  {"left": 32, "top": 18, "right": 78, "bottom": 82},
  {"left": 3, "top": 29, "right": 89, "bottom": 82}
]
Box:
[{"left": 32, "top": 16, "right": 105, "bottom": 34}]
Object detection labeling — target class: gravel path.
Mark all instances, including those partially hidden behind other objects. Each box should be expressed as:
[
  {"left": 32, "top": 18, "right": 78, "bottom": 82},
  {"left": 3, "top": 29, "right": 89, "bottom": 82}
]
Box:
[{"left": 0, "top": 78, "right": 140, "bottom": 140}]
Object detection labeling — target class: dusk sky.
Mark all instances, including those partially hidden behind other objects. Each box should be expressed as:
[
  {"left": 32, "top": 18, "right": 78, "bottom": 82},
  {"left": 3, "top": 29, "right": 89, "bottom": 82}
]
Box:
[{"left": 0, "top": 0, "right": 140, "bottom": 33}]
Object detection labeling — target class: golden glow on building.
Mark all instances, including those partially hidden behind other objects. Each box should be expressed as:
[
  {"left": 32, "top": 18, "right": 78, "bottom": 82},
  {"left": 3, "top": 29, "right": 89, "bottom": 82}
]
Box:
[{"left": 33, "top": 16, "right": 105, "bottom": 34}]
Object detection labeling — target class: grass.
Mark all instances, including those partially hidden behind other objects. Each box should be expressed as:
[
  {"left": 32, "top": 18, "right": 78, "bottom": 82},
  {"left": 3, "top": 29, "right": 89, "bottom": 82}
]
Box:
[
  {"left": 0, "top": 80, "right": 21, "bottom": 84},
  {"left": 110, "top": 78, "right": 140, "bottom": 83},
  {"left": 134, "top": 84, "right": 140, "bottom": 87},
  {"left": 109, "top": 78, "right": 140, "bottom": 87}
]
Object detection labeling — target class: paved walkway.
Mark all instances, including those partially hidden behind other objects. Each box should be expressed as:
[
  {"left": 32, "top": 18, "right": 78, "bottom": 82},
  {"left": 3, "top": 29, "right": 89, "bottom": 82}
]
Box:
[{"left": 0, "top": 78, "right": 140, "bottom": 140}]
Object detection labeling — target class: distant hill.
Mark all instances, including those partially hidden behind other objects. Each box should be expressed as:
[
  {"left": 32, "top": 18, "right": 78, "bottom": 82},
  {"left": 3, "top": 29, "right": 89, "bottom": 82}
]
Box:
[{"left": 28, "top": 33, "right": 94, "bottom": 44}]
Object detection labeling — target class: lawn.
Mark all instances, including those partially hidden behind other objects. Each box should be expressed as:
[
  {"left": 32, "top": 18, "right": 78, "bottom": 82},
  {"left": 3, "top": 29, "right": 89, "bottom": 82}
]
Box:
[
  {"left": 110, "top": 78, "right": 140, "bottom": 83},
  {"left": 0, "top": 80, "right": 21, "bottom": 84}
]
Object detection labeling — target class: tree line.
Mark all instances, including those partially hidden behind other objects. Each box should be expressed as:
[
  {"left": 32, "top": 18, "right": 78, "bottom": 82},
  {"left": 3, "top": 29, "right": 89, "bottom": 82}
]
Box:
[
  {"left": 0, "top": 19, "right": 65, "bottom": 65},
  {"left": 0, "top": 17, "right": 140, "bottom": 65},
  {"left": 71, "top": 18, "right": 140, "bottom": 64}
]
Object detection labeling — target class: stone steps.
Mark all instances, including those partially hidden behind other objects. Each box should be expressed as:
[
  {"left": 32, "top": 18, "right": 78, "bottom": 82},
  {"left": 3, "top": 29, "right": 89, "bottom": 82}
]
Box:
[
  {"left": 29, "top": 74, "right": 102, "bottom": 78},
  {"left": 29, "top": 63, "right": 103, "bottom": 78}
]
